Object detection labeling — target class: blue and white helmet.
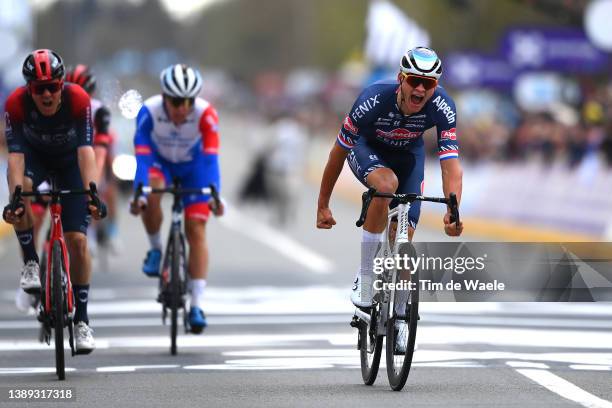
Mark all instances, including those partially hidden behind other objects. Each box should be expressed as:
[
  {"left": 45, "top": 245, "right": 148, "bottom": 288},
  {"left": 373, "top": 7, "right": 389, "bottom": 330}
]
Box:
[
  {"left": 400, "top": 47, "right": 442, "bottom": 79},
  {"left": 160, "top": 64, "right": 203, "bottom": 98}
]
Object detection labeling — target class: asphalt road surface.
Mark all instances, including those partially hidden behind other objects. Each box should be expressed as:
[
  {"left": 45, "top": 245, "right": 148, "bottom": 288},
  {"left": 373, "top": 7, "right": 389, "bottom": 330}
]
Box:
[{"left": 0, "top": 130, "right": 611, "bottom": 407}]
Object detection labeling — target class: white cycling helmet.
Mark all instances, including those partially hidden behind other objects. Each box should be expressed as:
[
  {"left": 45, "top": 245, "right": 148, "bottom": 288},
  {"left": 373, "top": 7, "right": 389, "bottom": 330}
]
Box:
[
  {"left": 400, "top": 47, "right": 442, "bottom": 80},
  {"left": 160, "top": 64, "right": 203, "bottom": 98}
]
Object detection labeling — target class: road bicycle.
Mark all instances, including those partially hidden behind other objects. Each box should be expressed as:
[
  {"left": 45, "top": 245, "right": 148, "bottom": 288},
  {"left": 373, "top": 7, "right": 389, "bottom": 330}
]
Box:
[
  {"left": 134, "top": 179, "right": 220, "bottom": 355},
  {"left": 351, "top": 188, "right": 459, "bottom": 391},
  {"left": 9, "top": 180, "right": 104, "bottom": 380}
]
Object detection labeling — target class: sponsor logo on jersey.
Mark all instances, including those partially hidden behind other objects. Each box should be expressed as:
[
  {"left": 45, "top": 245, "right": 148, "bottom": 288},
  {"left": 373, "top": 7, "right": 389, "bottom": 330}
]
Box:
[
  {"left": 432, "top": 95, "right": 456, "bottom": 124},
  {"left": 350, "top": 94, "right": 380, "bottom": 121},
  {"left": 343, "top": 115, "right": 359, "bottom": 134},
  {"left": 375, "top": 128, "right": 422, "bottom": 140},
  {"left": 441, "top": 128, "right": 457, "bottom": 140}
]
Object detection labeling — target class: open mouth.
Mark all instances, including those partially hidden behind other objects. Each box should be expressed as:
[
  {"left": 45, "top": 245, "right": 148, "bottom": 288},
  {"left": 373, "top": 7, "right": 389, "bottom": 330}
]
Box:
[
  {"left": 410, "top": 94, "right": 424, "bottom": 105},
  {"left": 42, "top": 100, "right": 53, "bottom": 108}
]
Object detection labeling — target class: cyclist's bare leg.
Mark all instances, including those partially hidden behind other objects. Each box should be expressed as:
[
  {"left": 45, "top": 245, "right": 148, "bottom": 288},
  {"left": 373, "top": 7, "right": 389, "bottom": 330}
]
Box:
[
  {"left": 364, "top": 168, "right": 398, "bottom": 233},
  {"left": 351, "top": 168, "right": 399, "bottom": 306},
  {"left": 141, "top": 176, "right": 164, "bottom": 237},
  {"left": 185, "top": 218, "right": 208, "bottom": 280},
  {"left": 66, "top": 231, "right": 93, "bottom": 325},
  {"left": 185, "top": 217, "right": 208, "bottom": 310},
  {"left": 66, "top": 232, "right": 91, "bottom": 285}
]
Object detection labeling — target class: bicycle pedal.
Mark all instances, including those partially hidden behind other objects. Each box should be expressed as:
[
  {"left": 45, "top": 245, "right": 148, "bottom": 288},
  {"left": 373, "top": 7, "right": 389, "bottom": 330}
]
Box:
[
  {"left": 349, "top": 316, "right": 360, "bottom": 328},
  {"left": 74, "top": 348, "right": 94, "bottom": 355}
]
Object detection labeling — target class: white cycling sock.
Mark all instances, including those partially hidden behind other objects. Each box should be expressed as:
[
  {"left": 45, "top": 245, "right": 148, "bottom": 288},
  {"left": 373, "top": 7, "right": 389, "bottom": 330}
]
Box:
[
  {"left": 190, "top": 279, "right": 207, "bottom": 309},
  {"left": 361, "top": 230, "right": 383, "bottom": 281},
  {"left": 394, "top": 288, "right": 410, "bottom": 315},
  {"left": 148, "top": 232, "right": 162, "bottom": 250}
]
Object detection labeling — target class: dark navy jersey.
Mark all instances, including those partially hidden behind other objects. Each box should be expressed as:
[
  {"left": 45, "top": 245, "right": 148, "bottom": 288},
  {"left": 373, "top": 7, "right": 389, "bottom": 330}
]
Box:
[
  {"left": 337, "top": 80, "right": 459, "bottom": 160},
  {"left": 4, "top": 84, "right": 93, "bottom": 158}
]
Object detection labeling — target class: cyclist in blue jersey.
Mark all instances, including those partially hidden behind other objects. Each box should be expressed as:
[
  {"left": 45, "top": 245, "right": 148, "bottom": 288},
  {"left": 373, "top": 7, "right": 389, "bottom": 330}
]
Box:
[
  {"left": 317, "top": 47, "right": 464, "bottom": 309},
  {"left": 129, "top": 64, "right": 223, "bottom": 333}
]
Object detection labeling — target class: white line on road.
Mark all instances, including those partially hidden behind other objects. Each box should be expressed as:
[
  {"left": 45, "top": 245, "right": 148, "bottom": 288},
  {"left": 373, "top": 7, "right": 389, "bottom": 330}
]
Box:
[
  {"left": 0, "top": 314, "right": 350, "bottom": 329},
  {"left": 96, "top": 365, "right": 180, "bottom": 373},
  {"left": 506, "top": 361, "right": 550, "bottom": 369},
  {"left": 219, "top": 206, "right": 333, "bottom": 273},
  {"left": 569, "top": 365, "right": 612, "bottom": 371},
  {"left": 516, "top": 368, "right": 612, "bottom": 408}
]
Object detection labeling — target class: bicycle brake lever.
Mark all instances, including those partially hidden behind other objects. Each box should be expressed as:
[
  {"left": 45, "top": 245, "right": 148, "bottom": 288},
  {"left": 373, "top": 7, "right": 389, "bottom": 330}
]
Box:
[
  {"left": 449, "top": 192, "right": 460, "bottom": 229},
  {"left": 356, "top": 187, "right": 376, "bottom": 227}
]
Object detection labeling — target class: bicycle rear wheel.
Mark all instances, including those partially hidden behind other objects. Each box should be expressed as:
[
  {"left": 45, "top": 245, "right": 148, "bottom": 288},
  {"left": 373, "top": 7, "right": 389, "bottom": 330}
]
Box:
[
  {"left": 170, "top": 228, "right": 181, "bottom": 355},
  {"left": 359, "top": 305, "right": 383, "bottom": 385},
  {"left": 52, "top": 241, "right": 65, "bottom": 381},
  {"left": 386, "top": 242, "right": 419, "bottom": 391}
]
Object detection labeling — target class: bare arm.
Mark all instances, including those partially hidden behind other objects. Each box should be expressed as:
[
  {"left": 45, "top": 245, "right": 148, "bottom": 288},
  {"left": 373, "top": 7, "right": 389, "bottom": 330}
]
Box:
[
  {"left": 7, "top": 152, "right": 25, "bottom": 195},
  {"left": 93, "top": 145, "right": 107, "bottom": 181},
  {"left": 78, "top": 145, "right": 99, "bottom": 187},
  {"left": 317, "top": 142, "right": 349, "bottom": 229},
  {"left": 440, "top": 158, "right": 463, "bottom": 236}
]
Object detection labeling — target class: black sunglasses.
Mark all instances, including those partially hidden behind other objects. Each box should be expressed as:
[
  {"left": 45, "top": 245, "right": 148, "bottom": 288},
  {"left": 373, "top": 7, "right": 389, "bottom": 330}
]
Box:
[
  {"left": 30, "top": 81, "right": 63, "bottom": 95},
  {"left": 402, "top": 74, "right": 438, "bottom": 90},
  {"left": 166, "top": 95, "right": 195, "bottom": 108}
]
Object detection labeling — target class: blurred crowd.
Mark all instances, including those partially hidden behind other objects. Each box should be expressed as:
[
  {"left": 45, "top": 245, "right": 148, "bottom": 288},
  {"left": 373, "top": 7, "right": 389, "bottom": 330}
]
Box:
[{"left": 452, "top": 80, "right": 612, "bottom": 167}]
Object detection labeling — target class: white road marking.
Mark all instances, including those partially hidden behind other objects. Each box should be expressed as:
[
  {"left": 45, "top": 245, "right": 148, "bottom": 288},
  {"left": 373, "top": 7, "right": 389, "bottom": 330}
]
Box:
[
  {"left": 516, "top": 368, "right": 612, "bottom": 408},
  {"left": 96, "top": 364, "right": 180, "bottom": 373},
  {"left": 506, "top": 361, "right": 550, "bottom": 369},
  {"left": 0, "top": 314, "right": 350, "bottom": 329},
  {"left": 569, "top": 365, "right": 611, "bottom": 371},
  {"left": 0, "top": 367, "right": 76, "bottom": 375},
  {"left": 219, "top": 206, "right": 333, "bottom": 273}
]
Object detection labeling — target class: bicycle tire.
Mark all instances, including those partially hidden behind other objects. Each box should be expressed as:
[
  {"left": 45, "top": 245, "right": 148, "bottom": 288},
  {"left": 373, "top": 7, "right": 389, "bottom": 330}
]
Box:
[
  {"left": 386, "top": 242, "right": 419, "bottom": 391},
  {"left": 359, "top": 305, "right": 383, "bottom": 385},
  {"left": 170, "top": 227, "right": 181, "bottom": 355},
  {"left": 52, "top": 241, "right": 66, "bottom": 380}
]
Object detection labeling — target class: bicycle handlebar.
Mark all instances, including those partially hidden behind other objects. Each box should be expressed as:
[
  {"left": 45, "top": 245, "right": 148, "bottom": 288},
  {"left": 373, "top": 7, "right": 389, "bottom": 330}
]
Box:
[
  {"left": 133, "top": 181, "right": 221, "bottom": 210},
  {"left": 355, "top": 188, "right": 460, "bottom": 229},
  {"left": 11, "top": 182, "right": 102, "bottom": 202}
]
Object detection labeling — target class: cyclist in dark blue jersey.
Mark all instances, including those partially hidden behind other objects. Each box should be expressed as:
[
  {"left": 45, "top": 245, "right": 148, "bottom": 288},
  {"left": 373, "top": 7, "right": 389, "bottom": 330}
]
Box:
[
  {"left": 3, "top": 49, "right": 106, "bottom": 353},
  {"left": 317, "top": 47, "right": 463, "bottom": 308}
]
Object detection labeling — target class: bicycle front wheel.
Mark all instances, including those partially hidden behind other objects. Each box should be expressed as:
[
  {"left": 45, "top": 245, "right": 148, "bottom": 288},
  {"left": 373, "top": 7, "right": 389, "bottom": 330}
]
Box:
[
  {"left": 52, "top": 241, "right": 65, "bottom": 381},
  {"left": 359, "top": 305, "right": 383, "bottom": 385},
  {"left": 170, "top": 228, "right": 181, "bottom": 355},
  {"left": 386, "top": 242, "right": 419, "bottom": 391}
]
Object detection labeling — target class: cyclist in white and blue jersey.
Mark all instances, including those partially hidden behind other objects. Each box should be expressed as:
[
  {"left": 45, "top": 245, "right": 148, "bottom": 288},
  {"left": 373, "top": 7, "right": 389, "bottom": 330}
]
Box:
[
  {"left": 317, "top": 47, "right": 464, "bottom": 309},
  {"left": 129, "top": 64, "right": 223, "bottom": 333}
]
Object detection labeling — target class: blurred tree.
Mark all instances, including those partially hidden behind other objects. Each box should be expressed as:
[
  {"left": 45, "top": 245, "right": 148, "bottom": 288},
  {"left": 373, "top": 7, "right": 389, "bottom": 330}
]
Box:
[{"left": 33, "top": 0, "right": 586, "bottom": 77}]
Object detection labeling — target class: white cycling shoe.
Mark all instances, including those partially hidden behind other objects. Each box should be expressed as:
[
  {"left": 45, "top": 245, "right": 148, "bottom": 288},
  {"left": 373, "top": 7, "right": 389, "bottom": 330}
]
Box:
[
  {"left": 15, "top": 287, "right": 38, "bottom": 314},
  {"left": 74, "top": 322, "right": 96, "bottom": 354},
  {"left": 351, "top": 273, "right": 374, "bottom": 308},
  {"left": 20, "top": 261, "right": 41, "bottom": 294}
]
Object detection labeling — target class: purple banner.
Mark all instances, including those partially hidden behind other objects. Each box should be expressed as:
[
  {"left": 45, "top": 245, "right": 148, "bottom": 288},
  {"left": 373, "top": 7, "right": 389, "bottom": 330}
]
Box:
[
  {"left": 443, "top": 52, "right": 516, "bottom": 89},
  {"left": 501, "top": 27, "right": 610, "bottom": 73}
]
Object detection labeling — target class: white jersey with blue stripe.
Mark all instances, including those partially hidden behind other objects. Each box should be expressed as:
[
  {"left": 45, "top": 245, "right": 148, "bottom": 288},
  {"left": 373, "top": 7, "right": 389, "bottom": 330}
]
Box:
[
  {"left": 137, "top": 95, "right": 214, "bottom": 163},
  {"left": 337, "top": 80, "right": 459, "bottom": 160}
]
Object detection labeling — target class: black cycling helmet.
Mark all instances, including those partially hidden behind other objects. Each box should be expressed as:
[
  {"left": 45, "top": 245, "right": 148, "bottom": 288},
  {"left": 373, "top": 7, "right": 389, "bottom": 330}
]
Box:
[
  {"left": 65, "top": 64, "right": 96, "bottom": 94},
  {"left": 22, "top": 49, "right": 65, "bottom": 82}
]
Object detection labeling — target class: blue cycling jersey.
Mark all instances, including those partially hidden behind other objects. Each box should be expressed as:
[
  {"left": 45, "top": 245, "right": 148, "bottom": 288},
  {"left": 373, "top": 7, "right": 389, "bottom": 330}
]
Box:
[{"left": 337, "top": 80, "right": 459, "bottom": 160}]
